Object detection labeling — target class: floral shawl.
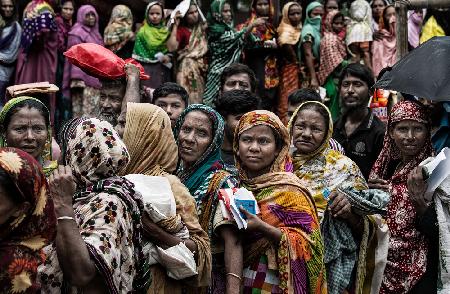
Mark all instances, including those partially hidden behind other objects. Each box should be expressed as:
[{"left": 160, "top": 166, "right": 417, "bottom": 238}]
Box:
[
  {"left": 370, "top": 101, "right": 434, "bottom": 293},
  {"left": 300, "top": 2, "right": 323, "bottom": 59},
  {"left": 317, "top": 11, "right": 347, "bottom": 85},
  {"left": 234, "top": 110, "right": 326, "bottom": 294},
  {"left": 38, "top": 118, "right": 148, "bottom": 293},
  {"left": 0, "top": 147, "right": 56, "bottom": 293},
  {"left": 133, "top": 2, "right": 169, "bottom": 63},
  {"left": 0, "top": 96, "right": 57, "bottom": 176},
  {"left": 237, "top": 0, "right": 277, "bottom": 45},
  {"left": 104, "top": 5, "right": 134, "bottom": 53},
  {"left": 277, "top": 2, "right": 302, "bottom": 46}
]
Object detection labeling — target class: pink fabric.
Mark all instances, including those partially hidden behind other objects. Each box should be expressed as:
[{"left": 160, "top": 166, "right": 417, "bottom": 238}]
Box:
[
  {"left": 371, "top": 21, "right": 396, "bottom": 78},
  {"left": 408, "top": 10, "right": 425, "bottom": 48}
]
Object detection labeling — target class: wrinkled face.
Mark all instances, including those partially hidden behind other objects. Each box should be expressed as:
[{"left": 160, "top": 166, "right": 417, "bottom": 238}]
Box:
[
  {"left": 0, "top": 181, "right": 20, "bottom": 226},
  {"left": 389, "top": 120, "right": 428, "bottom": 159},
  {"left": 372, "top": 0, "right": 386, "bottom": 19},
  {"left": 332, "top": 15, "right": 345, "bottom": 33},
  {"left": 384, "top": 6, "right": 396, "bottom": 24},
  {"left": 84, "top": 11, "right": 96, "bottom": 27},
  {"left": 238, "top": 125, "right": 279, "bottom": 177},
  {"left": 339, "top": 74, "right": 370, "bottom": 112},
  {"left": 222, "top": 73, "right": 252, "bottom": 92},
  {"left": 61, "top": 1, "right": 74, "bottom": 21},
  {"left": 185, "top": 4, "right": 199, "bottom": 25},
  {"left": 291, "top": 108, "right": 327, "bottom": 154},
  {"left": 6, "top": 107, "right": 48, "bottom": 159},
  {"left": 288, "top": 4, "right": 302, "bottom": 27},
  {"left": 325, "top": 0, "right": 339, "bottom": 14},
  {"left": 154, "top": 94, "right": 186, "bottom": 128},
  {"left": 99, "top": 83, "right": 126, "bottom": 126},
  {"left": 178, "top": 111, "right": 213, "bottom": 167},
  {"left": 224, "top": 113, "right": 243, "bottom": 141},
  {"left": 310, "top": 6, "right": 324, "bottom": 18},
  {"left": 148, "top": 4, "right": 163, "bottom": 25},
  {"left": 0, "top": 0, "right": 14, "bottom": 19},
  {"left": 221, "top": 3, "right": 232, "bottom": 24},
  {"left": 255, "top": 0, "right": 270, "bottom": 17}
]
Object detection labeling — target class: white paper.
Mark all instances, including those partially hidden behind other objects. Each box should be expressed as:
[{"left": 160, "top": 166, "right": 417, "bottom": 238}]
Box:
[
  {"left": 422, "top": 148, "right": 450, "bottom": 201},
  {"left": 169, "top": 0, "right": 206, "bottom": 25}
]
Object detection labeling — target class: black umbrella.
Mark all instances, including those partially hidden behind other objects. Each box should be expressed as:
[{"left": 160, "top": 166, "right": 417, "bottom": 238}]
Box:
[{"left": 374, "top": 36, "right": 450, "bottom": 101}]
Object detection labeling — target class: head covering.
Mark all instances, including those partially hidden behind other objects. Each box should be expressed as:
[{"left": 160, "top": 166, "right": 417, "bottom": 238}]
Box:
[
  {"left": 132, "top": 2, "right": 169, "bottom": 62},
  {"left": 346, "top": 0, "right": 373, "bottom": 45},
  {"left": 69, "top": 4, "right": 102, "bottom": 44},
  {"left": 120, "top": 103, "right": 178, "bottom": 176},
  {"left": 370, "top": 100, "right": 433, "bottom": 182},
  {"left": 104, "top": 5, "right": 134, "bottom": 53},
  {"left": 317, "top": 11, "right": 347, "bottom": 85},
  {"left": 277, "top": 2, "right": 302, "bottom": 46},
  {"left": 207, "top": 0, "right": 234, "bottom": 39},
  {"left": 0, "top": 96, "right": 57, "bottom": 176},
  {"left": 408, "top": 10, "right": 425, "bottom": 48},
  {"left": 238, "top": 0, "right": 276, "bottom": 43},
  {"left": 233, "top": 110, "right": 326, "bottom": 294},
  {"left": 300, "top": 1, "right": 322, "bottom": 58},
  {"left": 0, "top": 147, "right": 56, "bottom": 292}
]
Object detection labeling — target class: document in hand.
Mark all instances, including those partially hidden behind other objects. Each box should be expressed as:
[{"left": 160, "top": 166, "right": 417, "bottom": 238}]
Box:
[
  {"left": 420, "top": 147, "right": 450, "bottom": 201},
  {"left": 218, "top": 187, "right": 260, "bottom": 230}
]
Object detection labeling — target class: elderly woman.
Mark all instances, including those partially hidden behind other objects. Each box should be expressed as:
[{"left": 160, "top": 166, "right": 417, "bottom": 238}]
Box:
[
  {"left": 233, "top": 110, "right": 326, "bottom": 293},
  {"left": 0, "top": 96, "right": 58, "bottom": 176},
  {"left": 38, "top": 118, "right": 147, "bottom": 293},
  {"left": 174, "top": 104, "right": 242, "bottom": 293},
  {"left": 117, "top": 103, "right": 211, "bottom": 293},
  {"left": 369, "top": 100, "right": 435, "bottom": 293},
  {"left": 0, "top": 147, "right": 56, "bottom": 292},
  {"left": 289, "top": 101, "right": 390, "bottom": 293}
]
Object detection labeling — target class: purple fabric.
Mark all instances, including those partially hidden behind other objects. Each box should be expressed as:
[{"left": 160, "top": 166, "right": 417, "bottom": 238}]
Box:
[
  {"left": 291, "top": 258, "right": 308, "bottom": 294},
  {"left": 269, "top": 204, "right": 313, "bottom": 233},
  {"left": 21, "top": 11, "right": 57, "bottom": 51},
  {"left": 55, "top": 15, "right": 72, "bottom": 52},
  {"left": 408, "top": 10, "right": 425, "bottom": 48}
]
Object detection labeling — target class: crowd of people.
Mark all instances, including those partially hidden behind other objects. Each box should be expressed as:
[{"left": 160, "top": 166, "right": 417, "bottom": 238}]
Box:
[{"left": 0, "top": 0, "right": 450, "bottom": 293}]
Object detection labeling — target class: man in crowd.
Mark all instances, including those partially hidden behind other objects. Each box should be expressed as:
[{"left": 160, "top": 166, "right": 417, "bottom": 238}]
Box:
[
  {"left": 153, "top": 82, "right": 189, "bottom": 129},
  {"left": 333, "top": 63, "right": 385, "bottom": 179},
  {"left": 287, "top": 88, "right": 322, "bottom": 121},
  {"left": 219, "top": 63, "right": 257, "bottom": 95}
]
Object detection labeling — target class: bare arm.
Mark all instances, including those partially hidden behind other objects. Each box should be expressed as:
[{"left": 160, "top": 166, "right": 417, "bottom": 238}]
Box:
[
  {"left": 166, "top": 24, "right": 179, "bottom": 52},
  {"left": 218, "top": 225, "right": 243, "bottom": 294},
  {"left": 121, "top": 64, "right": 141, "bottom": 113},
  {"left": 302, "top": 41, "right": 319, "bottom": 88}
]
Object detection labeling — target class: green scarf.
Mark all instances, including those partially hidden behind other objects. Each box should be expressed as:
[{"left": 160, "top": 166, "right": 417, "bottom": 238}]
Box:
[
  {"left": 207, "top": 0, "right": 234, "bottom": 39},
  {"left": 300, "top": 1, "right": 322, "bottom": 58},
  {"left": 133, "top": 2, "right": 169, "bottom": 62}
]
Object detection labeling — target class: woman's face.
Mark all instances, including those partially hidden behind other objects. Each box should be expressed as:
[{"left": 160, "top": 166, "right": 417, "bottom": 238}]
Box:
[
  {"left": 0, "top": 0, "right": 14, "bottom": 19},
  {"left": 148, "top": 4, "right": 163, "bottom": 25},
  {"left": 292, "top": 108, "right": 327, "bottom": 154},
  {"left": 6, "top": 107, "right": 48, "bottom": 160},
  {"left": 61, "top": 1, "right": 74, "bottom": 21},
  {"left": 384, "top": 6, "right": 396, "bottom": 25},
  {"left": 238, "top": 125, "right": 279, "bottom": 177},
  {"left": 178, "top": 111, "right": 213, "bottom": 168},
  {"left": 372, "top": 0, "right": 385, "bottom": 19},
  {"left": 221, "top": 3, "right": 232, "bottom": 24},
  {"left": 255, "top": 0, "right": 270, "bottom": 17},
  {"left": 332, "top": 15, "right": 344, "bottom": 33},
  {"left": 185, "top": 4, "right": 199, "bottom": 26},
  {"left": 389, "top": 120, "right": 428, "bottom": 160},
  {"left": 288, "top": 4, "right": 302, "bottom": 27},
  {"left": 310, "top": 6, "right": 324, "bottom": 18},
  {"left": 325, "top": 0, "right": 339, "bottom": 14},
  {"left": 84, "top": 11, "right": 96, "bottom": 27}
]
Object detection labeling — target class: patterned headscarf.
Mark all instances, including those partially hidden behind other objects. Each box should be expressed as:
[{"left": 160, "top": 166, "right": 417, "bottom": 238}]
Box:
[
  {"left": 104, "top": 5, "right": 134, "bottom": 53},
  {"left": 370, "top": 100, "right": 434, "bottom": 183},
  {"left": 21, "top": 0, "right": 57, "bottom": 51},
  {"left": 277, "top": 2, "right": 302, "bottom": 46},
  {"left": 0, "top": 147, "right": 56, "bottom": 293},
  {"left": 207, "top": 0, "right": 234, "bottom": 39},
  {"left": 237, "top": 0, "right": 276, "bottom": 43}
]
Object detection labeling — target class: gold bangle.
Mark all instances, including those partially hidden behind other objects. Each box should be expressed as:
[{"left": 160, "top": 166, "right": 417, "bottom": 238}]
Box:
[{"left": 226, "top": 272, "right": 242, "bottom": 281}]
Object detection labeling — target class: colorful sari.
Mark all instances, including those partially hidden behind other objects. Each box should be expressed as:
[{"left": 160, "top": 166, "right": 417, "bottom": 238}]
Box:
[
  {"left": 370, "top": 101, "right": 434, "bottom": 293},
  {"left": 0, "top": 147, "right": 56, "bottom": 293},
  {"left": 234, "top": 110, "right": 327, "bottom": 294},
  {"left": 0, "top": 96, "right": 58, "bottom": 176},
  {"left": 119, "top": 103, "right": 211, "bottom": 293},
  {"left": 38, "top": 118, "right": 148, "bottom": 293},
  {"left": 104, "top": 5, "right": 134, "bottom": 54}
]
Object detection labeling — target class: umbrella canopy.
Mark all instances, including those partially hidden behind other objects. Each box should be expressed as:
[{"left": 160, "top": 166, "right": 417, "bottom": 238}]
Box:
[{"left": 374, "top": 36, "right": 450, "bottom": 101}]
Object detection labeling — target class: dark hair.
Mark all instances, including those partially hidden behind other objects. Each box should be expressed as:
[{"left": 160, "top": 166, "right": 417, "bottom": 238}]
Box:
[
  {"left": 382, "top": 4, "right": 394, "bottom": 30},
  {"left": 0, "top": 0, "right": 18, "bottom": 22},
  {"left": 325, "top": 0, "right": 342, "bottom": 10},
  {"left": 297, "top": 102, "right": 330, "bottom": 133},
  {"left": 153, "top": 82, "right": 189, "bottom": 106},
  {"left": 0, "top": 167, "right": 22, "bottom": 205},
  {"left": 338, "top": 63, "right": 375, "bottom": 92},
  {"left": 288, "top": 88, "right": 321, "bottom": 105},
  {"left": 220, "top": 63, "right": 257, "bottom": 93},
  {"left": 215, "top": 90, "right": 260, "bottom": 117},
  {"left": 100, "top": 78, "right": 127, "bottom": 88},
  {"left": 2, "top": 99, "right": 50, "bottom": 131}
]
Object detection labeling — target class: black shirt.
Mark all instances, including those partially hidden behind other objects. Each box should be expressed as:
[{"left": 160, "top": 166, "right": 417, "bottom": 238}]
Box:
[
  {"left": 333, "top": 109, "right": 386, "bottom": 179},
  {"left": 221, "top": 149, "right": 235, "bottom": 167}
]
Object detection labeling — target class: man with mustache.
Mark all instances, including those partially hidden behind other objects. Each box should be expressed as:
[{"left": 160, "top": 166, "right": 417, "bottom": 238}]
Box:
[{"left": 333, "top": 63, "right": 385, "bottom": 179}]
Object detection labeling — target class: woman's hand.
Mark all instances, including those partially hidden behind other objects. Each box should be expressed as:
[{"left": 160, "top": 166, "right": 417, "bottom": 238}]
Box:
[
  {"left": 310, "top": 77, "right": 319, "bottom": 89},
  {"left": 239, "top": 207, "right": 264, "bottom": 232},
  {"left": 373, "top": 30, "right": 384, "bottom": 41},
  {"left": 407, "top": 166, "right": 429, "bottom": 216},
  {"left": 328, "top": 191, "right": 352, "bottom": 220},
  {"left": 250, "top": 17, "right": 268, "bottom": 28},
  {"left": 368, "top": 178, "right": 390, "bottom": 192},
  {"left": 48, "top": 165, "right": 76, "bottom": 217},
  {"left": 161, "top": 55, "right": 171, "bottom": 64}
]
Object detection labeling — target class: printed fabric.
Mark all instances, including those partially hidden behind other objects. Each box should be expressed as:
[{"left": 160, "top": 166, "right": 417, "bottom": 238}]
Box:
[{"left": 104, "top": 5, "right": 134, "bottom": 53}]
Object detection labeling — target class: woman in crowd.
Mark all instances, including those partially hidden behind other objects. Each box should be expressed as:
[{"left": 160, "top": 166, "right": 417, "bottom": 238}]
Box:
[
  {"left": 419, "top": 8, "right": 450, "bottom": 44},
  {"left": 371, "top": 5, "right": 396, "bottom": 78},
  {"left": 0, "top": 147, "right": 56, "bottom": 293},
  {"left": 369, "top": 100, "right": 435, "bottom": 293},
  {"left": 104, "top": 4, "right": 135, "bottom": 59},
  {"left": 133, "top": 1, "right": 172, "bottom": 89},
  {"left": 0, "top": 96, "right": 57, "bottom": 176},
  {"left": 174, "top": 104, "right": 242, "bottom": 293},
  {"left": 346, "top": 0, "right": 372, "bottom": 68},
  {"left": 277, "top": 1, "right": 302, "bottom": 125},
  {"left": 289, "top": 101, "right": 390, "bottom": 293},
  {"left": 167, "top": 1, "right": 208, "bottom": 105},
  {"left": 371, "top": 0, "right": 386, "bottom": 37},
  {"left": 237, "top": 0, "right": 279, "bottom": 111},
  {"left": 407, "top": 9, "right": 425, "bottom": 49},
  {"left": 118, "top": 103, "right": 211, "bottom": 293},
  {"left": 233, "top": 110, "right": 326, "bottom": 293},
  {"left": 300, "top": 1, "right": 323, "bottom": 89},
  {"left": 317, "top": 11, "right": 347, "bottom": 119},
  {"left": 15, "top": 0, "right": 58, "bottom": 123},
  {"left": 63, "top": 4, "right": 103, "bottom": 118},
  {"left": 0, "top": 0, "right": 21, "bottom": 104},
  {"left": 38, "top": 117, "right": 148, "bottom": 293},
  {"left": 322, "top": 0, "right": 340, "bottom": 34},
  {"left": 203, "top": 0, "right": 266, "bottom": 106}
]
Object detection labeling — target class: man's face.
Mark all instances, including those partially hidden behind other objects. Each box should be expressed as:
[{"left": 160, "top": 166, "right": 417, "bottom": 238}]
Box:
[
  {"left": 287, "top": 102, "right": 301, "bottom": 122},
  {"left": 98, "top": 83, "right": 126, "bottom": 126},
  {"left": 222, "top": 73, "right": 252, "bottom": 93},
  {"left": 339, "top": 74, "right": 370, "bottom": 113},
  {"left": 224, "top": 113, "right": 243, "bottom": 142},
  {"left": 154, "top": 94, "right": 186, "bottom": 128},
  {"left": 0, "top": 0, "right": 14, "bottom": 19}
]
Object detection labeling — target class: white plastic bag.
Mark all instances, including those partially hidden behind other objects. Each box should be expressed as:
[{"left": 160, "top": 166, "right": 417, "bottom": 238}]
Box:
[{"left": 151, "top": 242, "right": 198, "bottom": 280}]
